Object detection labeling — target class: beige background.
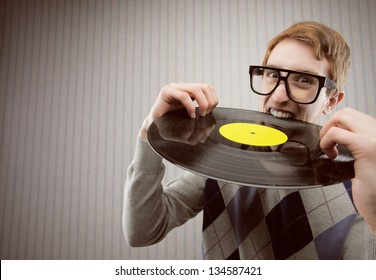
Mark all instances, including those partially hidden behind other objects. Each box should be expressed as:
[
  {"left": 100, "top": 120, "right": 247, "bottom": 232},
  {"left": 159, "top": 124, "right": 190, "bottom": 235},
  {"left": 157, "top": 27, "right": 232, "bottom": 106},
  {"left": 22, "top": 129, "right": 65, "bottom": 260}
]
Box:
[{"left": 1, "top": 0, "right": 375, "bottom": 259}]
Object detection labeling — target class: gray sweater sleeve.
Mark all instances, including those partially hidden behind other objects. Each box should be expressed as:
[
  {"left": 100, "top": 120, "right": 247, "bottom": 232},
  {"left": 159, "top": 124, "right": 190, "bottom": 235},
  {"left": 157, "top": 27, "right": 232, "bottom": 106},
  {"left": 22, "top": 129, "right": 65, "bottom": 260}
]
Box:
[
  {"left": 366, "top": 227, "right": 376, "bottom": 259},
  {"left": 123, "top": 138, "right": 206, "bottom": 247}
]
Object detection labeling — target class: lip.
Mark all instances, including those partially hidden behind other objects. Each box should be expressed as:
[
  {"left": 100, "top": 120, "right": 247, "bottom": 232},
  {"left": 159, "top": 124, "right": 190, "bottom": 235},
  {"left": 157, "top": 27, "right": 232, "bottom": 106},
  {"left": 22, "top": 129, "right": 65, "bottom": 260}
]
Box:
[{"left": 268, "top": 108, "right": 295, "bottom": 119}]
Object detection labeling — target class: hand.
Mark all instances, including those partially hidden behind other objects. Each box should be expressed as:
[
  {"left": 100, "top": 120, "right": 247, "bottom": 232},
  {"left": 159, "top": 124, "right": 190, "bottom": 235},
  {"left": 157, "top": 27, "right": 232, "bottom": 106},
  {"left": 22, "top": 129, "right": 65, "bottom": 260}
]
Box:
[
  {"left": 139, "top": 83, "right": 219, "bottom": 140},
  {"left": 320, "top": 108, "right": 376, "bottom": 235}
]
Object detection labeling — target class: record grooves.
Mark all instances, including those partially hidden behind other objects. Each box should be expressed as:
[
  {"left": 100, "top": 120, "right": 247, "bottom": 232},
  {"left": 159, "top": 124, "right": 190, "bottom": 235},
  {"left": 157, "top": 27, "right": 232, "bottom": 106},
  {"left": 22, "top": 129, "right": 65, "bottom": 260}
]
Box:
[{"left": 147, "top": 107, "right": 355, "bottom": 188}]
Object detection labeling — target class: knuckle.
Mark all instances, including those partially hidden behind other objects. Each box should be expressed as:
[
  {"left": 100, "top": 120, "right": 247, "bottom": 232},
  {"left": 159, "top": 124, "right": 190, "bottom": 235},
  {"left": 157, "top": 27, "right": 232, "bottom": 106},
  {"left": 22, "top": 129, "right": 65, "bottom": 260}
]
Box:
[
  {"left": 202, "top": 83, "right": 213, "bottom": 91},
  {"left": 160, "top": 84, "right": 171, "bottom": 93}
]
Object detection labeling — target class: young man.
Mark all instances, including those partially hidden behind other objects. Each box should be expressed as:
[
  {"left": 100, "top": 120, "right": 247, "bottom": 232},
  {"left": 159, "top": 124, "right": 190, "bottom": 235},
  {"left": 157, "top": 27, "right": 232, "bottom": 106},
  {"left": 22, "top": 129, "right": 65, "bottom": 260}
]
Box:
[{"left": 123, "top": 21, "right": 376, "bottom": 259}]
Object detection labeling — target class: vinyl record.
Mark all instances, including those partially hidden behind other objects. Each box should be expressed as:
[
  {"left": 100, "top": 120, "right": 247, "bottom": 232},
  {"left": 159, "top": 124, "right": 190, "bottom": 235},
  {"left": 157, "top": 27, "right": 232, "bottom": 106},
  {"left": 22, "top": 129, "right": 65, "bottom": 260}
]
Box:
[{"left": 147, "top": 107, "right": 355, "bottom": 188}]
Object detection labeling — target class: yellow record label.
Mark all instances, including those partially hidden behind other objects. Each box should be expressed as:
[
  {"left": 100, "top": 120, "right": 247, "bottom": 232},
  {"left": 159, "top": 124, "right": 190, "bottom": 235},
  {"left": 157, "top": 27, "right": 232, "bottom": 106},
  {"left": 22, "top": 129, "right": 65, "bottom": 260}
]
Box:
[{"left": 219, "top": 123, "right": 288, "bottom": 146}]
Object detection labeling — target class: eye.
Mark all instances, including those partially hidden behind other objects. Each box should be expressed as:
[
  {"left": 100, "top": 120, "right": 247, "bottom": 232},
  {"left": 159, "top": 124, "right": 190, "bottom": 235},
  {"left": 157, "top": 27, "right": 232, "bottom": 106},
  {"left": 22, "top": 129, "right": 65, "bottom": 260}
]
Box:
[
  {"left": 290, "top": 74, "right": 318, "bottom": 89},
  {"left": 253, "top": 68, "right": 264, "bottom": 76},
  {"left": 298, "top": 76, "right": 314, "bottom": 84},
  {"left": 264, "top": 70, "right": 279, "bottom": 79},
  {"left": 295, "top": 75, "right": 315, "bottom": 84}
]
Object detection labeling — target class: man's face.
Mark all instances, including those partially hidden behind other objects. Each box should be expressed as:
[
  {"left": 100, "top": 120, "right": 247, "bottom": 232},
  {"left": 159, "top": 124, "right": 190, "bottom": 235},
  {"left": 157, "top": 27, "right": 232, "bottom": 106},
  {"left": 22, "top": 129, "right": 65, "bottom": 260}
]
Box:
[{"left": 259, "top": 39, "right": 339, "bottom": 123}]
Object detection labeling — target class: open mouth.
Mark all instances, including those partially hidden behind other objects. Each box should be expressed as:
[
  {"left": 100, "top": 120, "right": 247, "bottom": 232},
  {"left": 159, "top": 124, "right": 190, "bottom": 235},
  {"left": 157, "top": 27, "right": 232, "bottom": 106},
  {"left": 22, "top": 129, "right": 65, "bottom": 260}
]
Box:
[{"left": 269, "top": 108, "right": 295, "bottom": 119}]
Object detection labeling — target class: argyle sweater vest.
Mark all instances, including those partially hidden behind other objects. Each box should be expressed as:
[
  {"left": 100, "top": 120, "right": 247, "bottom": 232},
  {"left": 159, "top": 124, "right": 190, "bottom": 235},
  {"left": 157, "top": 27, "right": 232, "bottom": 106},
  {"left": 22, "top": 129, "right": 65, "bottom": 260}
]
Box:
[{"left": 202, "top": 178, "right": 358, "bottom": 259}]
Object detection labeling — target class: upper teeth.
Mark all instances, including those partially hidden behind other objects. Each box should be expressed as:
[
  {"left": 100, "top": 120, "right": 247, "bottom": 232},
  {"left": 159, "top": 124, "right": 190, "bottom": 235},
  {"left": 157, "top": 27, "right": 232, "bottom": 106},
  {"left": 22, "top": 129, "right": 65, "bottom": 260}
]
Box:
[{"left": 270, "top": 108, "right": 294, "bottom": 119}]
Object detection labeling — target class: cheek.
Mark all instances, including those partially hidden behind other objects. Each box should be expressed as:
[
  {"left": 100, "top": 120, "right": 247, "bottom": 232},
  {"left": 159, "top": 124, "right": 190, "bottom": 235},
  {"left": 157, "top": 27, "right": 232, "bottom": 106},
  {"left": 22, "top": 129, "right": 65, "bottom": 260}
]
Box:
[{"left": 299, "top": 102, "right": 325, "bottom": 122}]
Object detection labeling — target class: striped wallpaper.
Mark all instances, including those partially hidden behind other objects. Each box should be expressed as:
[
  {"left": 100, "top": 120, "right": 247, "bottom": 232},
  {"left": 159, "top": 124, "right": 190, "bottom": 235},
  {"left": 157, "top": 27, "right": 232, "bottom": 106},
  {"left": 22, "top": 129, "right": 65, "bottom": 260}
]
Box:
[{"left": 0, "top": 0, "right": 375, "bottom": 260}]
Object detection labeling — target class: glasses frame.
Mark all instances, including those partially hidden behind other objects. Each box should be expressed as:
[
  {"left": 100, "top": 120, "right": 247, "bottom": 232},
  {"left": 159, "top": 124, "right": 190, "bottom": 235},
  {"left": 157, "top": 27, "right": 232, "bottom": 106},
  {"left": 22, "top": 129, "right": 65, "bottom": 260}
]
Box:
[{"left": 249, "top": 65, "right": 337, "bottom": 104}]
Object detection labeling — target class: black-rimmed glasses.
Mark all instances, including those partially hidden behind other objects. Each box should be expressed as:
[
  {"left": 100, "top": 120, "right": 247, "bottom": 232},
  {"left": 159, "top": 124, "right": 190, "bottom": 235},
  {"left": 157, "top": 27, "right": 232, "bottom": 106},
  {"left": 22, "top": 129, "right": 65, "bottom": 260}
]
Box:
[{"left": 249, "top": 65, "right": 337, "bottom": 104}]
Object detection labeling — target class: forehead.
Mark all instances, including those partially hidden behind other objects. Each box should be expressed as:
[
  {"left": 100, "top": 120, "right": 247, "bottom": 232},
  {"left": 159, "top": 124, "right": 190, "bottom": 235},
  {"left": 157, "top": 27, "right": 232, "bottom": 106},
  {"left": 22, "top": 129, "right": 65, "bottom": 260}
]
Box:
[{"left": 266, "top": 39, "right": 329, "bottom": 76}]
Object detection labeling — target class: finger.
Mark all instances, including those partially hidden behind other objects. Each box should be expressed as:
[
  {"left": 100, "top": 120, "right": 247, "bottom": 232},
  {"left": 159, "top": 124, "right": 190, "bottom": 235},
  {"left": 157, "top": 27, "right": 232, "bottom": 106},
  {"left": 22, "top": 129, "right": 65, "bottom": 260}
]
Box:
[
  {"left": 320, "top": 109, "right": 356, "bottom": 139},
  {"left": 320, "top": 107, "right": 375, "bottom": 138},
  {"left": 196, "top": 83, "right": 219, "bottom": 113},
  {"left": 341, "top": 107, "right": 376, "bottom": 121},
  {"left": 171, "top": 83, "right": 209, "bottom": 117},
  {"left": 320, "top": 127, "right": 342, "bottom": 158},
  {"left": 170, "top": 83, "right": 215, "bottom": 117},
  {"left": 341, "top": 108, "right": 376, "bottom": 135},
  {"left": 320, "top": 125, "right": 363, "bottom": 159},
  {"left": 156, "top": 85, "right": 197, "bottom": 118},
  {"left": 168, "top": 89, "right": 198, "bottom": 118}
]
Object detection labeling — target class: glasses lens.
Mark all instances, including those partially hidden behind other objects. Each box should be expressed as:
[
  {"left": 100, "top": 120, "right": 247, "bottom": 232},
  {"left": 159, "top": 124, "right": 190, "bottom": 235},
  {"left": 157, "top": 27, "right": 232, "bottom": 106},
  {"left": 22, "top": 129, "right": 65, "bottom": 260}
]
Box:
[
  {"left": 250, "top": 67, "right": 321, "bottom": 104},
  {"left": 287, "top": 73, "right": 320, "bottom": 103},
  {"left": 251, "top": 67, "right": 279, "bottom": 95}
]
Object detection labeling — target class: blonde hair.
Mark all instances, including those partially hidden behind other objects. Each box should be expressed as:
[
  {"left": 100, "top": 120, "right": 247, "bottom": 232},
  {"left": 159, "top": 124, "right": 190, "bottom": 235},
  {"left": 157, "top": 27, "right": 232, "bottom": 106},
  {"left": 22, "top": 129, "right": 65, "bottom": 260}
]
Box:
[{"left": 262, "top": 21, "right": 350, "bottom": 91}]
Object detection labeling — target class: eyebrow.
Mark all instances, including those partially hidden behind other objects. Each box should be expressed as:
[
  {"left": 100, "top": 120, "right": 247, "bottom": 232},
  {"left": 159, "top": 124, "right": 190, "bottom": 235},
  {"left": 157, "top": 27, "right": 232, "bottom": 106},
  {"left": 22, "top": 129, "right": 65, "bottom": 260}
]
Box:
[{"left": 265, "top": 64, "right": 321, "bottom": 76}]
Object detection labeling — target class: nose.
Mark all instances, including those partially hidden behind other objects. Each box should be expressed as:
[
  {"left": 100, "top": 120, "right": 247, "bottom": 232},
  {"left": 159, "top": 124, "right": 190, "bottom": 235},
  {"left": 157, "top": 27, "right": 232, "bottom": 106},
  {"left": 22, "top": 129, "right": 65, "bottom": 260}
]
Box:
[{"left": 271, "top": 81, "right": 289, "bottom": 104}]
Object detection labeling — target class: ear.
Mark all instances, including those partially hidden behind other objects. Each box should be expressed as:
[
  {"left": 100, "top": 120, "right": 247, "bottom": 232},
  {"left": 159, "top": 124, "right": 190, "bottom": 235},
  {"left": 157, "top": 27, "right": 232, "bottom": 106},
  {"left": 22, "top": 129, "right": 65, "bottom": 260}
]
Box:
[{"left": 323, "top": 90, "right": 345, "bottom": 115}]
